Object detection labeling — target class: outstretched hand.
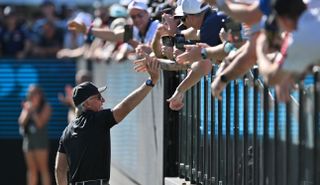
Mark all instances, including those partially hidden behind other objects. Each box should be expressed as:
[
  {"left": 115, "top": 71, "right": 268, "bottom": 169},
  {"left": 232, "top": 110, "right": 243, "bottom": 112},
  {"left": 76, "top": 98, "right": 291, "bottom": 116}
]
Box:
[
  {"left": 133, "top": 58, "right": 148, "bottom": 72},
  {"left": 176, "top": 43, "right": 209, "bottom": 64},
  {"left": 167, "top": 90, "right": 185, "bottom": 111},
  {"left": 145, "top": 56, "right": 160, "bottom": 83},
  {"left": 68, "top": 21, "right": 87, "bottom": 34}
]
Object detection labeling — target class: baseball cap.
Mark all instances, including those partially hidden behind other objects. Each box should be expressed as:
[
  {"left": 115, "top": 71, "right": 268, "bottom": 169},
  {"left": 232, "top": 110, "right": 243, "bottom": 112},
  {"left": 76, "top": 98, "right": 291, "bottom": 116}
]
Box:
[
  {"left": 181, "top": 0, "right": 210, "bottom": 14},
  {"left": 73, "top": 82, "right": 107, "bottom": 107},
  {"left": 110, "top": 4, "right": 128, "bottom": 18},
  {"left": 128, "top": 0, "right": 149, "bottom": 12},
  {"left": 174, "top": 5, "right": 184, "bottom": 17}
]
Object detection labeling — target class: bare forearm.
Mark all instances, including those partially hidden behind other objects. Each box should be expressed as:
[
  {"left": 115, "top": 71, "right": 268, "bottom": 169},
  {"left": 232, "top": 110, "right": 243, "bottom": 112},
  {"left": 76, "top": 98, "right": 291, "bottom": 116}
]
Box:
[
  {"left": 55, "top": 170, "right": 68, "bottom": 185},
  {"left": 207, "top": 44, "right": 228, "bottom": 61},
  {"left": 177, "top": 61, "right": 211, "bottom": 92},
  {"left": 92, "top": 28, "right": 123, "bottom": 42},
  {"left": 224, "top": 2, "right": 262, "bottom": 25},
  {"left": 151, "top": 33, "right": 163, "bottom": 58},
  {"left": 112, "top": 82, "right": 156, "bottom": 123},
  {"left": 18, "top": 110, "right": 30, "bottom": 126},
  {"left": 158, "top": 59, "right": 189, "bottom": 71},
  {"left": 220, "top": 46, "right": 256, "bottom": 81}
]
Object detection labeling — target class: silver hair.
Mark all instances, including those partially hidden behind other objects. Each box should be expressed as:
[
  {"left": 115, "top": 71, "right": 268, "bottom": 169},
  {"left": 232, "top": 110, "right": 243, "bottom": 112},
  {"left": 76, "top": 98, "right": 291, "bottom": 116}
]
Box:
[{"left": 75, "top": 103, "right": 86, "bottom": 116}]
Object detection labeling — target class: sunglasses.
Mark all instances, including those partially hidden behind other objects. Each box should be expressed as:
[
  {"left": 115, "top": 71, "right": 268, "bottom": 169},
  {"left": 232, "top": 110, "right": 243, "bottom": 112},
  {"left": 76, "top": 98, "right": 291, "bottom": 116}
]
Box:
[
  {"left": 180, "top": 15, "right": 187, "bottom": 22},
  {"left": 89, "top": 94, "right": 104, "bottom": 101},
  {"left": 130, "top": 12, "right": 145, "bottom": 20}
]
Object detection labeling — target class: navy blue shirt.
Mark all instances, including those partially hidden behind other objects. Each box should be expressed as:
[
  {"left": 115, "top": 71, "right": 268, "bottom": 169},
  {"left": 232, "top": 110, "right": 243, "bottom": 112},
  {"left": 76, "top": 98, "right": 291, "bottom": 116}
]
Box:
[
  {"left": 0, "top": 25, "right": 29, "bottom": 57},
  {"left": 259, "top": 0, "right": 272, "bottom": 16},
  {"left": 58, "top": 109, "right": 117, "bottom": 183},
  {"left": 200, "top": 9, "right": 227, "bottom": 46}
]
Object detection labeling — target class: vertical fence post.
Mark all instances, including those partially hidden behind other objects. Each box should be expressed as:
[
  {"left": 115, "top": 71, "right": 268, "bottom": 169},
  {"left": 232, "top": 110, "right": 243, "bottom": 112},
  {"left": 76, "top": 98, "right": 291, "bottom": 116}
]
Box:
[
  {"left": 298, "top": 81, "right": 305, "bottom": 185},
  {"left": 263, "top": 84, "right": 269, "bottom": 185},
  {"left": 234, "top": 80, "right": 239, "bottom": 185},
  {"left": 210, "top": 67, "right": 217, "bottom": 185},
  {"left": 204, "top": 76, "right": 209, "bottom": 185},
  {"left": 197, "top": 81, "right": 203, "bottom": 184},
  {"left": 314, "top": 67, "right": 320, "bottom": 185},
  {"left": 253, "top": 67, "right": 259, "bottom": 185},
  {"left": 191, "top": 86, "right": 196, "bottom": 184},
  {"left": 274, "top": 92, "right": 279, "bottom": 185},
  {"left": 243, "top": 75, "right": 249, "bottom": 185},
  {"left": 218, "top": 84, "right": 223, "bottom": 184},
  {"left": 185, "top": 89, "right": 190, "bottom": 182},
  {"left": 226, "top": 82, "right": 231, "bottom": 185},
  {"left": 285, "top": 100, "right": 291, "bottom": 185}
]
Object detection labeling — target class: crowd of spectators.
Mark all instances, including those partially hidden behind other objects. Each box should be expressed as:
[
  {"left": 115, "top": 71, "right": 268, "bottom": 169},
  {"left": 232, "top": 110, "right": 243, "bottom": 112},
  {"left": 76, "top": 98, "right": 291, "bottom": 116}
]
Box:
[{"left": 2, "top": 0, "right": 320, "bottom": 105}]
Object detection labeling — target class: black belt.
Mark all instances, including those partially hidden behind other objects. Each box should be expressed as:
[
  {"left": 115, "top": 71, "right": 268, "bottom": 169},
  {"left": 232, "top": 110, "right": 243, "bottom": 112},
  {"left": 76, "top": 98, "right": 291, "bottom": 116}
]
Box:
[{"left": 71, "top": 179, "right": 109, "bottom": 185}]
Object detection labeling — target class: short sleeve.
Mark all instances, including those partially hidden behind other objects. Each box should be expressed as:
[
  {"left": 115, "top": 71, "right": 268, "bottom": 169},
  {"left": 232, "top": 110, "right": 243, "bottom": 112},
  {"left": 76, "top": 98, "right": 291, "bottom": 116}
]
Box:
[
  {"left": 259, "top": 0, "right": 271, "bottom": 16},
  {"left": 200, "top": 11, "right": 226, "bottom": 46},
  {"left": 96, "top": 109, "right": 118, "bottom": 129}
]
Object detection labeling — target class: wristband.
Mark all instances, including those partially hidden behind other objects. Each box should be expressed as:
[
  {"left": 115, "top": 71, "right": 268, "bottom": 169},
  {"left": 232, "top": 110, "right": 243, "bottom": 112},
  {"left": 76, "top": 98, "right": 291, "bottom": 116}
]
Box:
[
  {"left": 200, "top": 48, "right": 208, "bottom": 60},
  {"left": 85, "top": 24, "right": 95, "bottom": 44},
  {"left": 223, "top": 42, "right": 237, "bottom": 54},
  {"left": 220, "top": 74, "right": 229, "bottom": 83}
]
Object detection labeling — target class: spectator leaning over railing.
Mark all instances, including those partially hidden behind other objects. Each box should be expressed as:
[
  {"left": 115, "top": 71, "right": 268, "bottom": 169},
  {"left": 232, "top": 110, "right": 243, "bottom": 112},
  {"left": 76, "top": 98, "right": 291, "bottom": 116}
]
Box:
[
  {"left": 68, "top": 0, "right": 159, "bottom": 51},
  {"left": 133, "top": 0, "right": 228, "bottom": 110},
  {"left": 209, "top": 0, "right": 273, "bottom": 99},
  {"left": 165, "top": 0, "right": 227, "bottom": 110},
  {"left": 256, "top": 0, "right": 320, "bottom": 101}
]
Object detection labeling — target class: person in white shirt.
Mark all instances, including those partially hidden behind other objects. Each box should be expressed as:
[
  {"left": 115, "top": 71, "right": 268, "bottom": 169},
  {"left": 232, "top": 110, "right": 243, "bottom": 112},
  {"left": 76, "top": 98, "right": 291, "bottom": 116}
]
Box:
[{"left": 67, "top": 1, "right": 159, "bottom": 49}]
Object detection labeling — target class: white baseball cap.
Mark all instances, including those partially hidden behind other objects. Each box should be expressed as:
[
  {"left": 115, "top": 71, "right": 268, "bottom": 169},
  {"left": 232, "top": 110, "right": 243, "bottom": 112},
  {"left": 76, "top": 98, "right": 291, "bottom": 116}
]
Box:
[
  {"left": 128, "top": 0, "right": 148, "bottom": 12},
  {"left": 181, "top": 0, "right": 210, "bottom": 14},
  {"left": 73, "top": 12, "right": 93, "bottom": 28},
  {"left": 174, "top": 5, "right": 184, "bottom": 17}
]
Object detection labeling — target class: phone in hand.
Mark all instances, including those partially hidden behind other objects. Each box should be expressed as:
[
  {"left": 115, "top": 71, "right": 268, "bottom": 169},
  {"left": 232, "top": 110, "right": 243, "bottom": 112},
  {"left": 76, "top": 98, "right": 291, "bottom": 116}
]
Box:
[
  {"left": 162, "top": 36, "right": 174, "bottom": 47},
  {"left": 123, "top": 24, "right": 133, "bottom": 42},
  {"left": 223, "top": 17, "right": 242, "bottom": 43},
  {"left": 174, "top": 34, "right": 186, "bottom": 51}
]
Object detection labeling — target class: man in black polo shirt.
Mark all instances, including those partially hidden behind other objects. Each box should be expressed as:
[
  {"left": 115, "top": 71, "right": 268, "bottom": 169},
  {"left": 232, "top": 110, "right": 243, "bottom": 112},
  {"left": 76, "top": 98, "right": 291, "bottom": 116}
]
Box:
[{"left": 54, "top": 60, "right": 159, "bottom": 185}]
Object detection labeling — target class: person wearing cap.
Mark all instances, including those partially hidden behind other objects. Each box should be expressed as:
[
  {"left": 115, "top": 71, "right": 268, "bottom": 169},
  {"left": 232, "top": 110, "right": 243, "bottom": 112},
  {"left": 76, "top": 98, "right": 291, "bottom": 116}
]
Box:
[
  {"left": 68, "top": 0, "right": 159, "bottom": 50},
  {"left": 54, "top": 60, "right": 159, "bottom": 185},
  {"left": 164, "top": 0, "right": 227, "bottom": 110}
]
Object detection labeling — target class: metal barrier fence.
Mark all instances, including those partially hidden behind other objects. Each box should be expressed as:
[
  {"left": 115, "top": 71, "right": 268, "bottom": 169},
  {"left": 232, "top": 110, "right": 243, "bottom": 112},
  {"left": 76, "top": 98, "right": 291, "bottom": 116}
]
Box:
[{"left": 177, "top": 66, "right": 320, "bottom": 185}]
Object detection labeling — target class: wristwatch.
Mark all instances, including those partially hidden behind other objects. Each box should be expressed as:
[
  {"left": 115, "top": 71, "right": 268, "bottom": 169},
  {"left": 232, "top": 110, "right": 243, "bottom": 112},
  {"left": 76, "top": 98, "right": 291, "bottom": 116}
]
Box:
[
  {"left": 145, "top": 79, "right": 155, "bottom": 87},
  {"left": 200, "top": 48, "right": 208, "bottom": 60},
  {"left": 220, "top": 74, "right": 229, "bottom": 83}
]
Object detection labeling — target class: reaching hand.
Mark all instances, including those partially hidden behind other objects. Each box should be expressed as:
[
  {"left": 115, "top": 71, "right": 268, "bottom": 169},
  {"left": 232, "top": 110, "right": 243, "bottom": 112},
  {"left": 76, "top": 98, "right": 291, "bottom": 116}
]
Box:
[
  {"left": 176, "top": 45, "right": 200, "bottom": 64},
  {"left": 156, "top": 24, "right": 170, "bottom": 37},
  {"left": 176, "top": 43, "right": 210, "bottom": 65},
  {"left": 211, "top": 76, "right": 227, "bottom": 100},
  {"left": 135, "top": 44, "right": 152, "bottom": 56},
  {"left": 145, "top": 57, "right": 160, "bottom": 83},
  {"left": 133, "top": 58, "right": 148, "bottom": 72},
  {"left": 167, "top": 90, "right": 185, "bottom": 111},
  {"left": 162, "top": 14, "right": 176, "bottom": 36},
  {"left": 68, "top": 21, "right": 87, "bottom": 34}
]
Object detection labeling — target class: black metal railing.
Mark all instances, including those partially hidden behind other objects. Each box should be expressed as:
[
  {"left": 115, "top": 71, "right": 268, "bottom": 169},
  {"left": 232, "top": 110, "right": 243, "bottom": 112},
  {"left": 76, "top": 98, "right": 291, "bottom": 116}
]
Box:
[{"left": 176, "top": 66, "right": 320, "bottom": 185}]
